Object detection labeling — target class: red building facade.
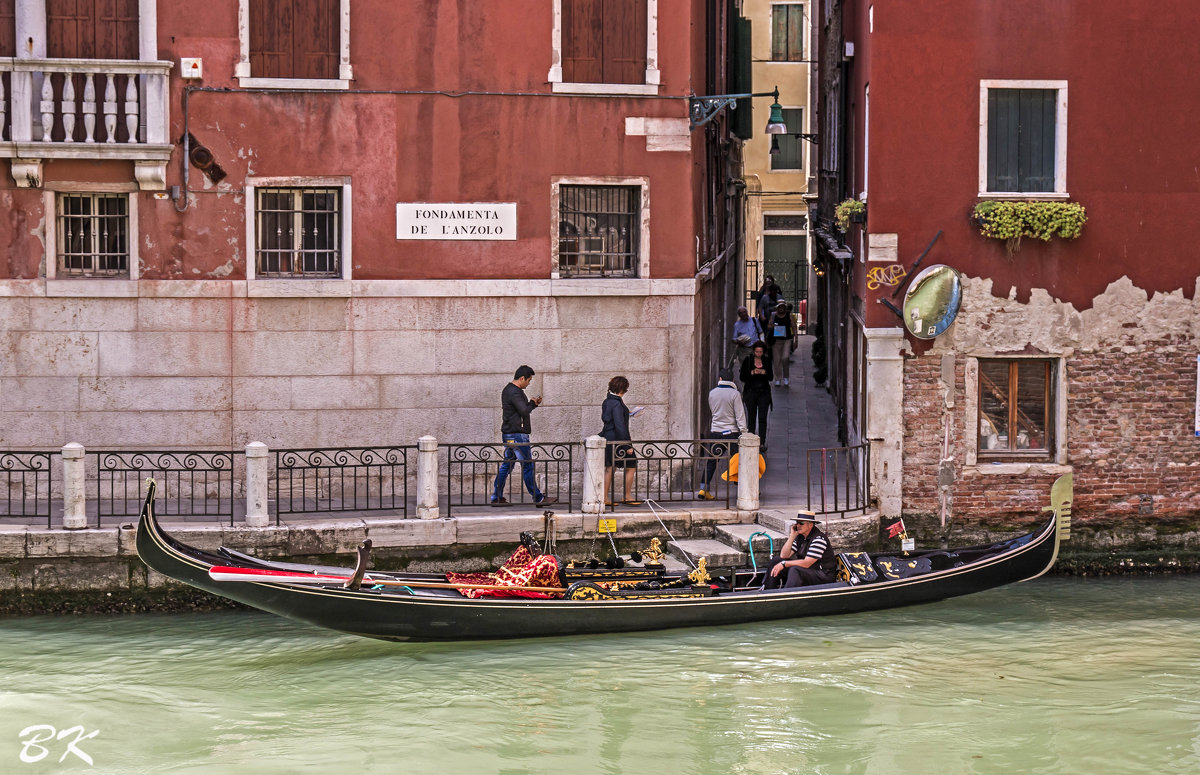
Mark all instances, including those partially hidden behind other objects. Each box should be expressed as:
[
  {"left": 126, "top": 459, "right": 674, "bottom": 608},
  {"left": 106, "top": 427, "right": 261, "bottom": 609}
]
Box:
[
  {"left": 815, "top": 1, "right": 1200, "bottom": 525},
  {"left": 0, "top": 1, "right": 742, "bottom": 454}
]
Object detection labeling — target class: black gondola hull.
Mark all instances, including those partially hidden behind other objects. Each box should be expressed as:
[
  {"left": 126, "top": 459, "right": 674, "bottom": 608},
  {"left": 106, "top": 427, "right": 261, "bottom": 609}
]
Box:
[{"left": 136, "top": 482, "right": 1067, "bottom": 641}]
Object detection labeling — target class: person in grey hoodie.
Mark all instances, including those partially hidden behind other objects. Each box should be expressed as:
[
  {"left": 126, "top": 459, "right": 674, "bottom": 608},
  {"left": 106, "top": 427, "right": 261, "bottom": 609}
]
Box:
[{"left": 698, "top": 368, "right": 748, "bottom": 500}]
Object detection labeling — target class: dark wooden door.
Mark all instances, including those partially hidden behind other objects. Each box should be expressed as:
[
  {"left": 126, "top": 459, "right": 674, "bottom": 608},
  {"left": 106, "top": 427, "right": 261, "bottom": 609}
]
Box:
[{"left": 250, "top": 0, "right": 337, "bottom": 79}]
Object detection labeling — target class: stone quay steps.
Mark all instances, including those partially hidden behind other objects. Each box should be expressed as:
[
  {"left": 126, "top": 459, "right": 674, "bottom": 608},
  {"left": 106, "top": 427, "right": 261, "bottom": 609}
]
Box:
[
  {"left": 715, "top": 523, "right": 786, "bottom": 555},
  {"left": 667, "top": 538, "right": 747, "bottom": 568}
]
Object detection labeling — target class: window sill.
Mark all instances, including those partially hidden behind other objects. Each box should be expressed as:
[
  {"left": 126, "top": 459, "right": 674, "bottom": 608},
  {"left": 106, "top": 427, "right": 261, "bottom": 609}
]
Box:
[
  {"left": 551, "top": 82, "right": 660, "bottom": 96},
  {"left": 247, "top": 279, "right": 352, "bottom": 297},
  {"left": 964, "top": 462, "right": 1072, "bottom": 477},
  {"left": 976, "top": 192, "right": 1071, "bottom": 201},
  {"left": 237, "top": 77, "right": 351, "bottom": 91},
  {"left": 45, "top": 278, "right": 139, "bottom": 297}
]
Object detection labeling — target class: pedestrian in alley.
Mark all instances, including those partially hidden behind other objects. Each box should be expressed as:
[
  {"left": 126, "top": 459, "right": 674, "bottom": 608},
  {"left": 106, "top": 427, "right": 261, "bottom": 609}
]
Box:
[
  {"left": 767, "top": 300, "right": 797, "bottom": 387},
  {"left": 599, "top": 375, "right": 641, "bottom": 506},
  {"left": 697, "top": 367, "right": 748, "bottom": 500},
  {"left": 491, "top": 365, "right": 556, "bottom": 507},
  {"left": 755, "top": 275, "right": 776, "bottom": 318},
  {"left": 739, "top": 341, "right": 773, "bottom": 453},
  {"left": 731, "top": 306, "right": 764, "bottom": 366},
  {"left": 757, "top": 283, "right": 784, "bottom": 326}
]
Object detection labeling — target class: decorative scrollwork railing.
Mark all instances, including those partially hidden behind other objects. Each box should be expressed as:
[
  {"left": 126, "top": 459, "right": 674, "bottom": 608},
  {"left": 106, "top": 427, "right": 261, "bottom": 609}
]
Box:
[
  {"left": 445, "top": 442, "right": 577, "bottom": 516},
  {"left": 273, "top": 446, "right": 414, "bottom": 524},
  {"left": 93, "top": 451, "right": 234, "bottom": 525},
  {"left": 0, "top": 451, "right": 58, "bottom": 527},
  {"left": 805, "top": 444, "right": 870, "bottom": 516},
  {"left": 606, "top": 438, "right": 734, "bottom": 509}
]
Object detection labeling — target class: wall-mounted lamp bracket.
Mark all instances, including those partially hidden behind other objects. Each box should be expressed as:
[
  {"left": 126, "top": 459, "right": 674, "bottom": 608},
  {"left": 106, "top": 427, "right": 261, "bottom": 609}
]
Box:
[{"left": 688, "top": 87, "right": 785, "bottom": 131}]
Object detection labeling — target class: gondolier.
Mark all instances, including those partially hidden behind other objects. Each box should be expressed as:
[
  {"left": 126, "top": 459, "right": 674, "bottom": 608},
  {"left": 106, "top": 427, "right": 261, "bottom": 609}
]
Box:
[{"left": 766, "top": 511, "right": 837, "bottom": 588}]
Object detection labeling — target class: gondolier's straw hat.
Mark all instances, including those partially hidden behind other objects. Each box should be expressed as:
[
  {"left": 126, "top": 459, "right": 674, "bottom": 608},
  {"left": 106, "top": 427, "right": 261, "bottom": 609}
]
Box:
[{"left": 795, "top": 510, "right": 819, "bottom": 524}]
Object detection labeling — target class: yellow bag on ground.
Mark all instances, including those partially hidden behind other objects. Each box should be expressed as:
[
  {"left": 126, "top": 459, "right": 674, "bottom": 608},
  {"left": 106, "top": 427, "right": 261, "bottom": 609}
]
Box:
[{"left": 721, "top": 453, "right": 767, "bottom": 482}]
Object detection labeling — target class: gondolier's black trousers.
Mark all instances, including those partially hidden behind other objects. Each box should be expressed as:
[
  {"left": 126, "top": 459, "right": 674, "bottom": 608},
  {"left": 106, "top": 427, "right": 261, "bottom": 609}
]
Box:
[{"left": 764, "top": 554, "right": 834, "bottom": 588}]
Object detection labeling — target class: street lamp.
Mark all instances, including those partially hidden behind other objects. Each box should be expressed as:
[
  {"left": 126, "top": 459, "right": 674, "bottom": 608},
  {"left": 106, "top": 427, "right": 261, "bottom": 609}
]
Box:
[{"left": 688, "top": 86, "right": 790, "bottom": 133}]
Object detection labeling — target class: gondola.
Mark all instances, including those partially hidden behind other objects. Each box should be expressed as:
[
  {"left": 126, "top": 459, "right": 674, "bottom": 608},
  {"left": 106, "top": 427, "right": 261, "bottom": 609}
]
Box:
[{"left": 136, "top": 475, "right": 1073, "bottom": 642}]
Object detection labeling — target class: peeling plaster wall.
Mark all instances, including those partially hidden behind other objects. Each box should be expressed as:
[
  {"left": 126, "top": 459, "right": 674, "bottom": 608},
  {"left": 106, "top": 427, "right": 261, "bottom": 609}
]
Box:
[{"left": 902, "top": 275, "right": 1200, "bottom": 523}]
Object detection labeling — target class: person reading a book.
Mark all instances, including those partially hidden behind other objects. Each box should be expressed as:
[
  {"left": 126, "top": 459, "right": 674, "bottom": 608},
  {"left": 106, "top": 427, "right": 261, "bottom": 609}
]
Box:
[{"left": 599, "top": 375, "right": 641, "bottom": 506}]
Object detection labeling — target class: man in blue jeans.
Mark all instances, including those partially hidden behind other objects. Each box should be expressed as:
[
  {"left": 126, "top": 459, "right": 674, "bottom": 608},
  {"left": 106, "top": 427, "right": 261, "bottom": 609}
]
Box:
[{"left": 491, "top": 365, "right": 557, "bottom": 507}]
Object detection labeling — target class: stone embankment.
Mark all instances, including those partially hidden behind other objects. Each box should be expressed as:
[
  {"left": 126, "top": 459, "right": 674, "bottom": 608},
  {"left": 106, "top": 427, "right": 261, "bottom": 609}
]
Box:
[{"left": 3, "top": 508, "right": 1199, "bottom": 616}]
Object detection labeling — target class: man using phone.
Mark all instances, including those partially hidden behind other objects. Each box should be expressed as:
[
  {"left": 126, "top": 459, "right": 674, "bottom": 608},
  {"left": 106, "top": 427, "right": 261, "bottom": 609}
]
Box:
[
  {"left": 491, "top": 365, "right": 556, "bottom": 507},
  {"left": 765, "top": 511, "right": 836, "bottom": 588}
]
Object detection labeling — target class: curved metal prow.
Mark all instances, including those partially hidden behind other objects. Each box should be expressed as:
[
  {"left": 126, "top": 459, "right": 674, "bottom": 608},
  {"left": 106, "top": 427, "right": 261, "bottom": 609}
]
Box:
[
  {"left": 344, "top": 539, "right": 373, "bottom": 590},
  {"left": 1026, "top": 473, "right": 1074, "bottom": 582}
]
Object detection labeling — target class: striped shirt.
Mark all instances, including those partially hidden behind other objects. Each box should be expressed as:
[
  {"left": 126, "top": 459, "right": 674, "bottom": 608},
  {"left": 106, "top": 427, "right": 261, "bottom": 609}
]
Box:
[{"left": 791, "top": 533, "right": 828, "bottom": 561}]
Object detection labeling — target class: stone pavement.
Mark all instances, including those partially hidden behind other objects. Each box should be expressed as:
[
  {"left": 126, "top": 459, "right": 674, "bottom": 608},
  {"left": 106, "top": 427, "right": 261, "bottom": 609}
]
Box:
[{"left": 754, "top": 334, "right": 855, "bottom": 525}]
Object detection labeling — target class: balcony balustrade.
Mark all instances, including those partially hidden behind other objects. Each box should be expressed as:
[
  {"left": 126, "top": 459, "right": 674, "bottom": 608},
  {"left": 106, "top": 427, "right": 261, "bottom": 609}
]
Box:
[{"left": 0, "top": 58, "right": 173, "bottom": 189}]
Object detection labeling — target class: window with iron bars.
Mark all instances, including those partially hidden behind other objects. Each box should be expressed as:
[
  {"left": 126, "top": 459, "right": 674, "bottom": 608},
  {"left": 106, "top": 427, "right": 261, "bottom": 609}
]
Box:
[
  {"left": 255, "top": 187, "right": 342, "bottom": 278},
  {"left": 557, "top": 185, "right": 640, "bottom": 278},
  {"left": 56, "top": 193, "right": 129, "bottom": 278}
]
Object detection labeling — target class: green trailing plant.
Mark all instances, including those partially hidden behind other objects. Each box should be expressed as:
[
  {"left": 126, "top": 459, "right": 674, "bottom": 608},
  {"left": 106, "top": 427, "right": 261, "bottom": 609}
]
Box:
[
  {"left": 835, "top": 199, "right": 866, "bottom": 231},
  {"left": 972, "top": 200, "right": 1087, "bottom": 252}
]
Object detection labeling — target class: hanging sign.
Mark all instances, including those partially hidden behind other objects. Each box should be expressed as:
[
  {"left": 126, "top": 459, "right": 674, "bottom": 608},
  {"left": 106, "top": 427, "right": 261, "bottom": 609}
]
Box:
[{"left": 396, "top": 203, "right": 517, "bottom": 241}]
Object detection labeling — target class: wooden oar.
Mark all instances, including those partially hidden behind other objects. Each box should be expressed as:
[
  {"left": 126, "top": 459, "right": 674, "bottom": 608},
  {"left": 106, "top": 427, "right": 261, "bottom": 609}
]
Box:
[{"left": 207, "top": 565, "right": 566, "bottom": 594}]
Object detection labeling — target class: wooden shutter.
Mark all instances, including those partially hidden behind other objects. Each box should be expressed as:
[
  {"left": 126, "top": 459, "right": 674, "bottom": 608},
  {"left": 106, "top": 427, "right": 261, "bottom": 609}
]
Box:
[
  {"left": 771, "top": 4, "right": 803, "bottom": 62},
  {"left": 602, "top": 0, "right": 646, "bottom": 84},
  {"left": 773, "top": 108, "right": 804, "bottom": 170},
  {"left": 0, "top": 0, "right": 15, "bottom": 57},
  {"left": 987, "top": 88, "right": 1056, "bottom": 193},
  {"left": 1018, "top": 89, "right": 1056, "bottom": 192},
  {"left": 294, "top": 0, "right": 338, "bottom": 79},
  {"left": 250, "top": 0, "right": 294, "bottom": 78},
  {"left": 563, "top": 0, "right": 604, "bottom": 83},
  {"left": 47, "top": 0, "right": 137, "bottom": 59}
]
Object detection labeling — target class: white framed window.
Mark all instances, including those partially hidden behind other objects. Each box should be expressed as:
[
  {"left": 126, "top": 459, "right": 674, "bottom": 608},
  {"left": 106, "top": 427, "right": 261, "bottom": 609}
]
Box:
[
  {"left": 965, "top": 355, "right": 1068, "bottom": 468},
  {"left": 236, "top": 0, "right": 353, "bottom": 89},
  {"left": 551, "top": 177, "right": 649, "bottom": 279},
  {"left": 548, "top": 0, "right": 660, "bottom": 95},
  {"left": 43, "top": 186, "right": 139, "bottom": 280},
  {"left": 245, "top": 177, "right": 352, "bottom": 280},
  {"left": 979, "top": 80, "right": 1068, "bottom": 198}
]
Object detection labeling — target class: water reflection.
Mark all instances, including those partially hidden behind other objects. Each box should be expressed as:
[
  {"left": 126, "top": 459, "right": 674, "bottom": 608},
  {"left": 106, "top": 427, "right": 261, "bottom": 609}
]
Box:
[{"left": 1, "top": 577, "right": 1198, "bottom": 773}]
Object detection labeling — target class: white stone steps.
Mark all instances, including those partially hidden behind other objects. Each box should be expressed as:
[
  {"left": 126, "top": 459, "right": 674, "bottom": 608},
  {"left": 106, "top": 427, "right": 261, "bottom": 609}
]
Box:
[{"left": 667, "top": 538, "right": 746, "bottom": 568}]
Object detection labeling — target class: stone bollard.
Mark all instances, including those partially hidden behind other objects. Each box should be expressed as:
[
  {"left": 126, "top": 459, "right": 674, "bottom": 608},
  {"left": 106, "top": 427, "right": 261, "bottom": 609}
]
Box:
[
  {"left": 61, "top": 442, "right": 87, "bottom": 529},
  {"left": 737, "top": 433, "right": 761, "bottom": 512},
  {"left": 416, "top": 435, "right": 439, "bottom": 519},
  {"left": 581, "top": 435, "right": 606, "bottom": 515},
  {"left": 244, "top": 442, "right": 270, "bottom": 527}
]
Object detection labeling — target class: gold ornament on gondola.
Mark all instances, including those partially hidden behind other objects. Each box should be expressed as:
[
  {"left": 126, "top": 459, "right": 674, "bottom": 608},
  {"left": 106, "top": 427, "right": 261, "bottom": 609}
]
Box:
[
  {"left": 687, "top": 557, "right": 710, "bottom": 586},
  {"left": 639, "top": 538, "right": 665, "bottom": 564}
]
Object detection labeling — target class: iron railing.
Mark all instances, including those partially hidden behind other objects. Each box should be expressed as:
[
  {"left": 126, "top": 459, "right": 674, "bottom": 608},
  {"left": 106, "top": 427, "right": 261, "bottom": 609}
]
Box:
[
  {"left": 445, "top": 442, "right": 577, "bottom": 516},
  {"left": 93, "top": 451, "right": 235, "bottom": 526},
  {"left": 606, "top": 439, "right": 733, "bottom": 509},
  {"left": 0, "top": 451, "right": 58, "bottom": 527},
  {"left": 805, "top": 444, "right": 870, "bottom": 516},
  {"left": 273, "top": 446, "right": 414, "bottom": 525}
]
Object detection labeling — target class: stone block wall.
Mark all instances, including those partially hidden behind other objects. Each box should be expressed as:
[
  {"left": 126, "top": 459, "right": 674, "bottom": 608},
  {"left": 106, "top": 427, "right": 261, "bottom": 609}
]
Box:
[{"left": 0, "top": 282, "right": 699, "bottom": 454}]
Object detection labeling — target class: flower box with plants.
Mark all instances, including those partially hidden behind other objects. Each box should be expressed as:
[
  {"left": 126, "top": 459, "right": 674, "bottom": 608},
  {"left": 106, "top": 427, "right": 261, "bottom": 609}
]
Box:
[
  {"left": 971, "top": 200, "right": 1087, "bottom": 252},
  {"left": 835, "top": 199, "right": 866, "bottom": 231}
]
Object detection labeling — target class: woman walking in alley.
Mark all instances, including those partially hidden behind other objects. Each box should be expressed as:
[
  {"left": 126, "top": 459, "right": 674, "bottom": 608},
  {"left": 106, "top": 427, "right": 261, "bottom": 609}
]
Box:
[
  {"left": 767, "top": 300, "right": 797, "bottom": 387},
  {"left": 740, "top": 342, "right": 773, "bottom": 453}
]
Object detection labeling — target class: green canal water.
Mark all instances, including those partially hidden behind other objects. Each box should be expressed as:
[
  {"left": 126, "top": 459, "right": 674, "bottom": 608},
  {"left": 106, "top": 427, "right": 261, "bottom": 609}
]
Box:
[{"left": 1, "top": 576, "right": 1198, "bottom": 774}]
